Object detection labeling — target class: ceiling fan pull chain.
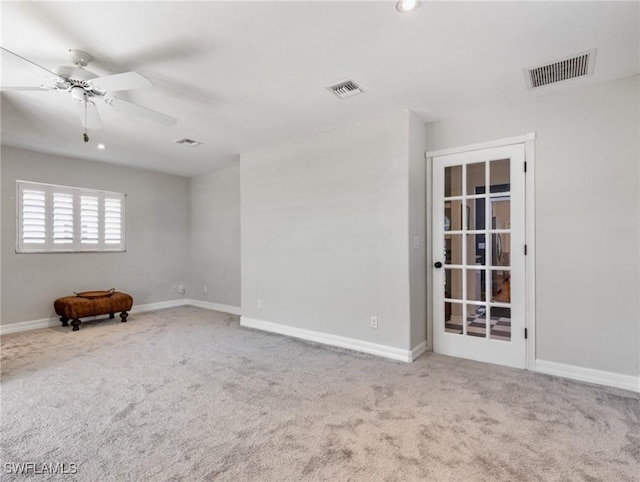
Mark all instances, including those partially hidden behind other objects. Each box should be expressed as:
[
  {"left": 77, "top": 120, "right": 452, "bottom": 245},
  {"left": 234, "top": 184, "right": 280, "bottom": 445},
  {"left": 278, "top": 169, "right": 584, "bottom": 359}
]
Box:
[{"left": 83, "top": 99, "right": 89, "bottom": 142}]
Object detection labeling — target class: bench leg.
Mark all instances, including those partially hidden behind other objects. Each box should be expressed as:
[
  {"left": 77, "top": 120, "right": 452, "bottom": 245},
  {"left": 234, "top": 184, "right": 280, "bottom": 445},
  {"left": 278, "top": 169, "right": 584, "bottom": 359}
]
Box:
[
  {"left": 60, "top": 317, "right": 69, "bottom": 327},
  {"left": 71, "top": 319, "right": 81, "bottom": 331},
  {"left": 120, "top": 311, "right": 128, "bottom": 323},
  {"left": 109, "top": 313, "right": 115, "bottom": 319}
]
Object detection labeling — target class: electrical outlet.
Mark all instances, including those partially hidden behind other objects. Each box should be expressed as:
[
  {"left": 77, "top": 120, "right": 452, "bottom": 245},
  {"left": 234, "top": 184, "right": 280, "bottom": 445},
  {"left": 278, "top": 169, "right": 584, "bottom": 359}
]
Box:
[
  {"left": 203, "top": 285, "right": 208, "bottom": 294},
  {"left": 178, "top": 284, "right": 185, "bottom": 294},
  {"left": 370, "top": 315, "right": 378, "bottom": 329},
  {"left": 171, "top": 285, "right": 178, "bottom": 293},
  {"left": 257, "top": 299, "right": 263, "bottom": 309}
]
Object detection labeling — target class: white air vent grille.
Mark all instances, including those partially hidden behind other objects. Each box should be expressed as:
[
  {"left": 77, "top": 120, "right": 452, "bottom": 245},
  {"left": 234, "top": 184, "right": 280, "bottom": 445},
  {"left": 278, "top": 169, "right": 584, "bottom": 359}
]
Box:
[
  {"left": 174, "top": 138, "right": 202, "bottom": 147},
  {"left": 525, "top": 49, "right": 596, "bottom": 89},
  {"left": 326, "top": 80, "right": 363, "bottom": 99}
]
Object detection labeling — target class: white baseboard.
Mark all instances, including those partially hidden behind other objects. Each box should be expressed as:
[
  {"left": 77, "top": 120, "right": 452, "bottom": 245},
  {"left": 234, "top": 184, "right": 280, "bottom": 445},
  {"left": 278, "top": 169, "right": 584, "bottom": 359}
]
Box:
[
  {"left": 0, "top": 317, "right": 59, "bottom": 335},
  {"left": 535, "top": 359, "right": 639, "bottom": 393},
  {"left": 0, "top": 299, "right": 241, "bottom": 336},
  {"left": 130, "top": 299, "right": 186, "bottom": 314},
  {"left": 411, "top": 340, "right": 428, "bottom": 361},
  {"left": 184, "top": 299, "right": 241, "bottom": 316},
  {"left": 240, "top": 316, "right": 415, "bottom": 362}
]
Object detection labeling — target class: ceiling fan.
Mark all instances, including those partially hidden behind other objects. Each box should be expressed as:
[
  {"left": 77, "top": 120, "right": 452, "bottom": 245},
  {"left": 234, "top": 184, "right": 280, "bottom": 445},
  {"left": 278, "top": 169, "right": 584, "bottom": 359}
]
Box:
[{"left": 0, "top": 47, "right": 177, "bottom": 141}]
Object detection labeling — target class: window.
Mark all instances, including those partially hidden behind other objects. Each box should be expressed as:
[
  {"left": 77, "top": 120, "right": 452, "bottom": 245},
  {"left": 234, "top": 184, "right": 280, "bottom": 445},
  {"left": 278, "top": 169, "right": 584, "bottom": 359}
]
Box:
[{"left": 17, "top": 181, "right": 125, "bottom": 253}]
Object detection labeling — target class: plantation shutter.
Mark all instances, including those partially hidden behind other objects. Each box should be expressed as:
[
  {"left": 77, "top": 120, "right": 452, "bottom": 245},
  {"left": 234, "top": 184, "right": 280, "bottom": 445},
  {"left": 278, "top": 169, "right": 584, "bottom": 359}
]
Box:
[
  {"left": 20, "top": 188, "right": 47, "bottom": 247},
  {"left": 53, "top": 192, "right": 74, "bottom": 245},
  {"left": 81, "top": 195, "right": 100, "bottom": 245},
  {"left": 104, "top": 197, "right": 123, "bottom": 245},
  {"left": 17, "top": 181, "right": 125, "bottom": 253}
]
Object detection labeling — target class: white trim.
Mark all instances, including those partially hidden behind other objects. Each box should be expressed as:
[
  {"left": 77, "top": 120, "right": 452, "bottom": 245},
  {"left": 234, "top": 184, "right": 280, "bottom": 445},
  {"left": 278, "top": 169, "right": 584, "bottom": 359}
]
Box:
[
  {"left": 535, "top": 359, "right": 640, "bottom": 393},
  {"left": 240, "top": 316, "right": 414, "bottom": 362},
  {"left": 425, "top": 133, "right": 536, "bottom": 159},
  {"left": 0, "top": 317, "right": 58, "bottom": 335},
  {"left": 185, "top": 299, "right": 242, "bottom": 316},
  {"left": 410, "top": 340, "right": 428, "bottom": 361},
  {"left": 524, "top": 136, "right": 536, "bottom": 370},
  {"left": 0, "top": 299, "right": 242, "bottom": 335},
  {"left": 130, "top": 299, "right": 186, "bottom": 314},
  {"left": 425, "top": 153, "right": 434, "bottom": 352}
]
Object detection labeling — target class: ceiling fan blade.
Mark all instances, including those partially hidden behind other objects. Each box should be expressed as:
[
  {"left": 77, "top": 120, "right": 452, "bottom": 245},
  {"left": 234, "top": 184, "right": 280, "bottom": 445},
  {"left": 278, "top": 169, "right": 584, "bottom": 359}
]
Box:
[
  {"left": 91, "top": 71, "right": 153, "bottom": 93},
  {"left": 105, "top": 97, "right": 176, "bottom": 126},
  {"left": 0, "top": 85, "right": 54, "bottom": 91},
  {"left": 75, "top": 100, "right": 103, "bottom": 129},
  {"left": 0, "top": 46, "right": 66, "bottom": 83}
]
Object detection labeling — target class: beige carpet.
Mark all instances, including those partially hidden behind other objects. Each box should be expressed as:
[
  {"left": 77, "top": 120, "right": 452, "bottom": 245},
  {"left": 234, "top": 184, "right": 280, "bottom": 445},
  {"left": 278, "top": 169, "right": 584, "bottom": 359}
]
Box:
[{"left": 1, "top": 306, "right": 638, "bottom": 481}]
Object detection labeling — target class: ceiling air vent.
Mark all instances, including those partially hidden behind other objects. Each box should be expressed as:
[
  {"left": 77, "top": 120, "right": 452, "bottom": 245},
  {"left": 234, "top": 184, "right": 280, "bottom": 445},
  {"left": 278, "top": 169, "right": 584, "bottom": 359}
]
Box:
[
  {"left": 326, "top": 80, "right": 363, "bottom": 99},
  {"left": 174, "top": 137, "right": 202, "bottom": 148},
  {"left": 525, "top": 49, "right": 596, "bottom": 89}
]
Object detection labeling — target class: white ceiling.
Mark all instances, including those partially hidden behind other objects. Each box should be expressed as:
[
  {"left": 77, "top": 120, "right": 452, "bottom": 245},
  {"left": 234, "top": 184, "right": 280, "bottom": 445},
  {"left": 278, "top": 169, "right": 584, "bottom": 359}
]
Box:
[{"left": 1, "top": 1, "right": 638, "bottom": 177}]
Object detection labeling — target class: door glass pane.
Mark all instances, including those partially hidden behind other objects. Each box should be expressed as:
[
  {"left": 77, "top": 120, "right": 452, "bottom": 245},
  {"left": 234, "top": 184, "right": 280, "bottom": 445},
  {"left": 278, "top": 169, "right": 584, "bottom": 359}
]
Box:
[
  {"left": 466, "top": 304, "right": 487, "bottom": 338},
  {"left": 445, "top": 165, "right": 462, "bottom": 197},
  {"left": 490, "top": 159, "right": 510, "bottom": 192},
  {"left": 467, "top": 233, "right": 485, "bottom": 266},
  {"left": 437, "top": 152, "right": 522, "bottom": 355},
  {"left": 467, "top": 268, "right": 486, "bottom": 302},
  {"left": 444, "top": 200, "right": 462, "bottom": 231},
  {"left": 491, "top": 270, "right": 510, "bottom": 303},
  {"left": 466, "top": 162, "right": 485, "bottom": 196},
  {"left": 445, "top": 268, "right": 463, "bottom": 300},
  {"left": 445, "top": 302, "right": 463, "bottom": 334},
  {"left": 445, "top": 234, "right": 462, "bottom": 265},
  {"left": 491, "top": 233, "right": 510, "bottom": 267},
  {"left": 490, "top": 307, "right": 511, "bottom": 341},
  {"left": 491, "top": 198, "right": 510, "bottom": 230},
  {"left": 472, "top": 198, "right": 485, "bottom": 230}
]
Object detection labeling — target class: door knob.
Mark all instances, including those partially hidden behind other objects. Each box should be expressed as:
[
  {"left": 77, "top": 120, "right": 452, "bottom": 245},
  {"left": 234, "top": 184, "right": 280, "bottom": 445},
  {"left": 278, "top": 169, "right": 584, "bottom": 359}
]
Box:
[{"left": 434, "top": 261, "right": 443, "bottom": 268}]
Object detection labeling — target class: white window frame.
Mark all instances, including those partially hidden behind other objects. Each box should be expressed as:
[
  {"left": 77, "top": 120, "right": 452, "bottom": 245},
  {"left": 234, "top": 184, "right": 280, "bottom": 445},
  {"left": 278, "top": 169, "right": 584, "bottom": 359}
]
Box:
[{"left": 16, "top": 180, "right": 126, "bottom": 253}]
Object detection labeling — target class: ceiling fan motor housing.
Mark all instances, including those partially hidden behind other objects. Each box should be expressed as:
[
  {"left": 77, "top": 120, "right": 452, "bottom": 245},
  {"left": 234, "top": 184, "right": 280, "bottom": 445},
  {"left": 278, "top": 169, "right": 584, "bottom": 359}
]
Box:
[
  {"left": 70, "top": 86, "right": 89, "bottom": 103},
  {"left": 53, "top": 65, "right": 98, "bottom": 82}
]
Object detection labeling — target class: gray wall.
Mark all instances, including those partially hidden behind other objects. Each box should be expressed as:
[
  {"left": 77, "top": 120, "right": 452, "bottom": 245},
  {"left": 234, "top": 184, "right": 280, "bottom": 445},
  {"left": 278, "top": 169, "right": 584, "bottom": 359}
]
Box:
[
  {"left": 408, "top": 112, "right": 427, "bottom": 349},
  {"left": 1, "top": 146, "right": 190, "bottom": 324},
  {"left": 425, "top": 76, "right": 640, "bottom": 376},
  {"left": 189, "top": 162, "right": 241, "bottom": 307},
  {"left": 241, "top": 110, "right": 416, "bottom": 350}
]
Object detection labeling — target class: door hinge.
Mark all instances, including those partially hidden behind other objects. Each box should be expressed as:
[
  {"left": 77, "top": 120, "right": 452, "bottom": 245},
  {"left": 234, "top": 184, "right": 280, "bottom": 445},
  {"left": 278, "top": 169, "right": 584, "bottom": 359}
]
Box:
[
  {"left": 524, "top": 161, "right": 527, "bottom": 173},
  {"left": 524, "top": 244, "right": 528, "bottom": 255},
  {"left": 525, "top": 328, "right": 528, "bottom": 339}
]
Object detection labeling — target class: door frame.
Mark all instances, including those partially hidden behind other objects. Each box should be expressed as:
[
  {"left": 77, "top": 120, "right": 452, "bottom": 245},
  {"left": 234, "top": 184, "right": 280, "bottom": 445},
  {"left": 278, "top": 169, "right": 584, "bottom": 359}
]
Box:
[{"left": 425, "top": 133, "right": 536, "bottom": 370}]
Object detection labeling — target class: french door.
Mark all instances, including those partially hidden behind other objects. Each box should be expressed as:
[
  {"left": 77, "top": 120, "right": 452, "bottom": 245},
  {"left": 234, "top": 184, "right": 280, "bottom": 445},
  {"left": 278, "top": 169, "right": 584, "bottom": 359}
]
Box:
[{"left": 432, "top": 144, "right": 526, "bottom": 368}]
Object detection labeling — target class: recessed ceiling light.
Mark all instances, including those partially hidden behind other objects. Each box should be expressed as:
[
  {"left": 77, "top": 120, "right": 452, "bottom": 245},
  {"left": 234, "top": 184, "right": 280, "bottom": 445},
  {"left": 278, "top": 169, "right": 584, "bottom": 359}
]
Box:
[
  {"left": 96, "top": 143, "right": 106, "bottom": 150},
  {"left": 173, "top": 137, "right": 203, "bottom": 147},
  {"left": 396, "top": 0, "right": 419, "bottom": 13}
]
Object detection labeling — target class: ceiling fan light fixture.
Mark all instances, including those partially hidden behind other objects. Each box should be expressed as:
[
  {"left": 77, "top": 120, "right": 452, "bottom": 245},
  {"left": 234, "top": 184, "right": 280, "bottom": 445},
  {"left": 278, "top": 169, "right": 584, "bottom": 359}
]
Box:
[{"left": 396, "top": 0, "right": 419, "bottom": 13}]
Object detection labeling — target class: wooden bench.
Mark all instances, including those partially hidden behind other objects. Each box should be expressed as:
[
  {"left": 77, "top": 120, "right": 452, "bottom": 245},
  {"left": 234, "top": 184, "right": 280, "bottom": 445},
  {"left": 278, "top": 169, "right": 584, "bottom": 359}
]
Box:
[{"left": 54, "top": 291, "right": 133, "bottom": 331}]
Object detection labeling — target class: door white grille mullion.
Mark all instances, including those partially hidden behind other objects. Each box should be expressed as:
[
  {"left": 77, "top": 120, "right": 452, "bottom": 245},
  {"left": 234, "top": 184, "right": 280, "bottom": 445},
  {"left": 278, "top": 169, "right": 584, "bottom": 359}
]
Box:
[
  {"left": 461, "top": 163, "right": 467, "bottom": 335},
  {"left": 484, "top": 160, "right": 492, "bottom": 336}
]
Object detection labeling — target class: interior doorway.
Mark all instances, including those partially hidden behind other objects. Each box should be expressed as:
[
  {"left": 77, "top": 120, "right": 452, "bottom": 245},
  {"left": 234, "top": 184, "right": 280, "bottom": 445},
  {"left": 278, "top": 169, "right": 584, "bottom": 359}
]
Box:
[{"left": 429, "top": 141, "right": 531, "bottom": 369}]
